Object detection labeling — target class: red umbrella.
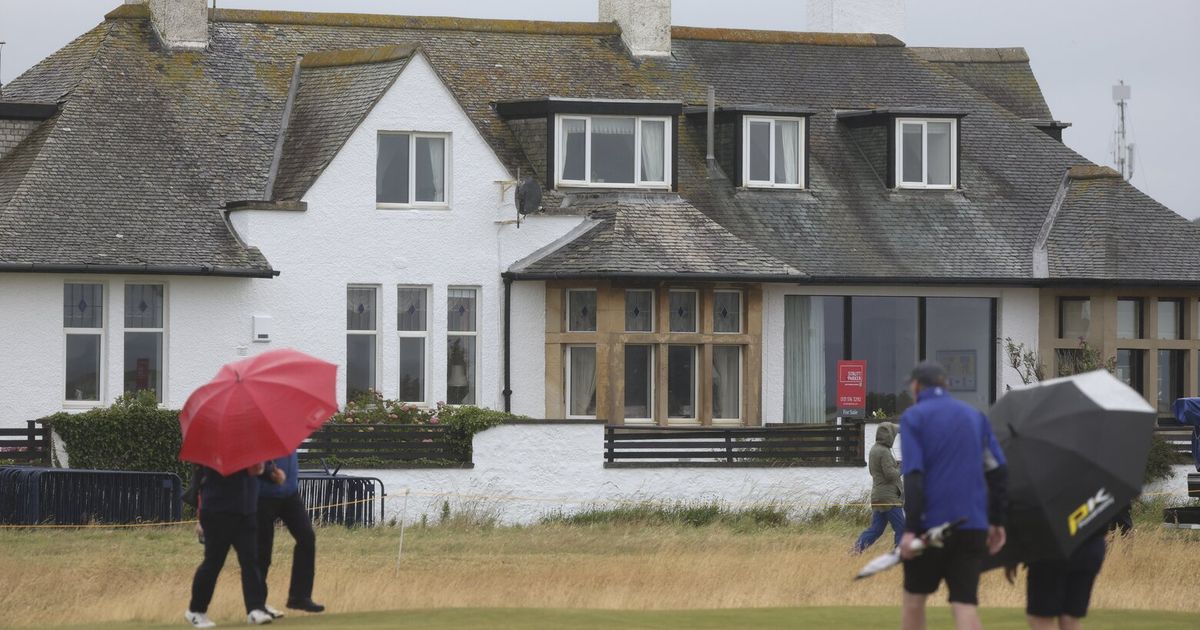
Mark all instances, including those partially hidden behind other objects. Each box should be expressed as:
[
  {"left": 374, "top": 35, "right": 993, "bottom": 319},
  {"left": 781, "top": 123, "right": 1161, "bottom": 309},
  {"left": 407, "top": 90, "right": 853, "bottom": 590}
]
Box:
[{"left": 179, "top": 348, "right": 338, "bottom": 476}]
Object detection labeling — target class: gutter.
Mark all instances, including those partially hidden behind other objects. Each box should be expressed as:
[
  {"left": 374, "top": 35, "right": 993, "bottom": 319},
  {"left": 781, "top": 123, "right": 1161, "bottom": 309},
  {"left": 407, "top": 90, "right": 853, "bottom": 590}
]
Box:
[
  {"left": 503, "top": 276, "right": 513, "bottom": 413},
  {"left": 502, "top": 271, "right": 1200, "bottom": 288},
  {"left": 0, "top": 262, "right": 278, "bottom": 278}
]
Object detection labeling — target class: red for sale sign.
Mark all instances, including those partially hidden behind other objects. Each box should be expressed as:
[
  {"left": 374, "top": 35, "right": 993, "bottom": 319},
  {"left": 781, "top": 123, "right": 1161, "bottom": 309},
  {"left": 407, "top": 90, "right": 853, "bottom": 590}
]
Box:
[{"left": 836, "top": 360, "right": 867, "bottom": 418}]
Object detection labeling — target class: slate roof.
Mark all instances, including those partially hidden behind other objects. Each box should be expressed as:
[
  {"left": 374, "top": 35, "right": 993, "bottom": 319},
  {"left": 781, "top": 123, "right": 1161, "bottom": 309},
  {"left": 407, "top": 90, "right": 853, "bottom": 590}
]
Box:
[{"left": 1, "top": 4, "right": 1196, "bottom": 284}]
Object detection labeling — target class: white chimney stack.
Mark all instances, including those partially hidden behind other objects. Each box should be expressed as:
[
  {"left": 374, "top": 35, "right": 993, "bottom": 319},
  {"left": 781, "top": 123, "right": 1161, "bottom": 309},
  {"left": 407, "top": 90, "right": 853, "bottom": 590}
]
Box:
[
  {"left": 599, "top": 0, "right": 671, "bottom": 57},
  {"left": 806, "top": 0, "right": 905, "bottom": 38},
  {"left": 127, "top": 0, "right": 209, "bottom": 50}
]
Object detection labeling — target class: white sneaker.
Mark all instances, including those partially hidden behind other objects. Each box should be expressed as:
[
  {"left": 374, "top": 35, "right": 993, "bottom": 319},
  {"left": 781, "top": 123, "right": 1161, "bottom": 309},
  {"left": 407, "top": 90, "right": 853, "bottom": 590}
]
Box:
[
  {"left": 247, "top": 609, "right": 273, "bottom": 625},
  {"left": 185, "top": 611, "right": 216, "bottom": 628},
  {"left": 264, "top": 604, "right": 285, "bottom": 619}
]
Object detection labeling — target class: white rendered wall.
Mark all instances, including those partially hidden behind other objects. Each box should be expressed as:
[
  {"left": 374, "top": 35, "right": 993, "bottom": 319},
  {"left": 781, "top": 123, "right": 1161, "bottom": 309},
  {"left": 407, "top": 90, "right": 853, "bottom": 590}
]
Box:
[
  {"left": 761, "top": 285, "right": 1040, "bottom": 421},
  {"left": 349, "top": 422, "right": 885, "bottom": 526}
]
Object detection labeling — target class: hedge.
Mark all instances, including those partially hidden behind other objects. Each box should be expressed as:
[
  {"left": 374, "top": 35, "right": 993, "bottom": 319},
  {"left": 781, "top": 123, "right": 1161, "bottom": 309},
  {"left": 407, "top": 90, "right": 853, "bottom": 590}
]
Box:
[{"left": 43, "top": 390, "right": 190, "bottom": 480}]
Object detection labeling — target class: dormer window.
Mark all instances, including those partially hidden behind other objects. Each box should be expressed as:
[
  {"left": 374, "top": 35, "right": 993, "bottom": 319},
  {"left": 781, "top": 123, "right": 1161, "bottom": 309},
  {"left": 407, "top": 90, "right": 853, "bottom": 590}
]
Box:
[
  {"left": 895, "top": 118, "right": 956, "bottom": 189},
  {"left": 743, "top": 116, "right": 804, "bottom": 188},
  {"left": 555, "top": 115, "right": 671, "bottom": 188}
]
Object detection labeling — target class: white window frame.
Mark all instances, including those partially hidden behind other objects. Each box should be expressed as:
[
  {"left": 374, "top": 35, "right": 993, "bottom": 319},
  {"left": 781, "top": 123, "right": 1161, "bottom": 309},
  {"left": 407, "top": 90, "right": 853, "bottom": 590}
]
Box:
[
  {"left": 346, "top": 284, "right": 380, "bottom": 400},
  {"left": 895, "top": 118, "right": 957, "bottom": 190},
  {"left": 713, "top": 289, "right": 743, "bottom": 334},
  {"left": 742, "top": 116, "right": 806, "bottom": 189},
  {"left": 711, "top": 345, "right": 743, "bottom": 425},
  {"left": 396, "top": 285, "right": 430, "bottom": 406},
  {"left": 667, "top": 344, "right": 700, "bottom": 425},
  {"left": 565, "top": 288, "right": 599, "bottom": 333},
  {"left": 123, "top": 282, "right": 168, "bottom": 405},
  {"left": 622, "top": 344, "right": 656, "bottom": 425},
  {"left": 63, "top": 281, "right": 106, "bottom": 408},
  {"left": 564, "top": 344, "right": 599, "bottom": 420},
  {"left": 624, "top": 288, "right": 656, "bottom": 333},
  {"left": 554, "top": 114, "right": 672, "bottom": 189},
  {"left": 668, "top": 289, "right": 700, "bottom": 334},
  {"left": 446, "top": 286, "right": 480, "bottom": 406},
  {"left": 376, "top": 131, "right": 451, "bottom": 209}
]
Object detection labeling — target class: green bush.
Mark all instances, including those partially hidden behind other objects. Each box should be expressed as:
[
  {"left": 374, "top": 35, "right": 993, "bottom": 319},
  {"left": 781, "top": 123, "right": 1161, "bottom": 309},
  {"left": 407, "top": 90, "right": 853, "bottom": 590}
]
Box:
[
  {"left": 43, "top": 390, "right": 189, "bottom": 480},
  {"left": 541, "top": 501, "right": 790, "bottom": 529},
  {"left": 1144, "top": 432, "right": 1183, "bottom": 486}
]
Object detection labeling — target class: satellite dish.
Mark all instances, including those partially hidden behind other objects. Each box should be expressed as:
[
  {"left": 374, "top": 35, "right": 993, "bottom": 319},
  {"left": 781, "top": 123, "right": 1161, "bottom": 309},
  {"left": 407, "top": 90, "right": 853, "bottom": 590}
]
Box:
[{"left": 515, "top": 175, "right": 542, "bottom": 216}]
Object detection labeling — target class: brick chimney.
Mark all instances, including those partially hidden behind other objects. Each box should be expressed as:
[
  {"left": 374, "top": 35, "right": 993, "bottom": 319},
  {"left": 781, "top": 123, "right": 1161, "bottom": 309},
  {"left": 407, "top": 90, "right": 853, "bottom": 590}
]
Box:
[
  {"left": 599, "top": 0, "right": 671, "bottom": 57},
  {"left": 807, "top": 0, "right": 905, "bottom": 38},
  {"left": 126, "top": 0, "right": 209, "bottom": 50}
]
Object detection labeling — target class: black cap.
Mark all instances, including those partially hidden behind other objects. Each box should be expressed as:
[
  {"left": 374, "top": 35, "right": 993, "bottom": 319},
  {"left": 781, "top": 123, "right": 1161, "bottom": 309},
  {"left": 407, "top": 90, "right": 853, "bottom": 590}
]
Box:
[{"left": 909, "top": 361, "right": 948, "bottom": 388}]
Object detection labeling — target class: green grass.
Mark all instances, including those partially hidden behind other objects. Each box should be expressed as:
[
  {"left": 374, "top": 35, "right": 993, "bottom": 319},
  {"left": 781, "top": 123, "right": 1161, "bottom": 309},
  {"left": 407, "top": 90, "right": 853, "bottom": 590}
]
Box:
[{"left": 43, "top": 607, "right": 1200, "bottom": 630}]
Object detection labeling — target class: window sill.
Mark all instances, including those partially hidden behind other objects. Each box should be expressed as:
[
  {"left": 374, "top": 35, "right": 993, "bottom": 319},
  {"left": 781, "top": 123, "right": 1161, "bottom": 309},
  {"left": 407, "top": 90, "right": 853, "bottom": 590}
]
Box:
[
  {"left": 742, "top": 183, "right": 806, "bottom": 191},
  {"left": 556, "top": 183, "right": 672, "bottom": 191},
  {"left": 62, "top": 401, "right": 103, "bottom": 411},
  {"left": 894, "top": 184, "right": 957, "bottom": 191},
  {"left": 376, "top": 203, "right": 450, "bottom": 211}
]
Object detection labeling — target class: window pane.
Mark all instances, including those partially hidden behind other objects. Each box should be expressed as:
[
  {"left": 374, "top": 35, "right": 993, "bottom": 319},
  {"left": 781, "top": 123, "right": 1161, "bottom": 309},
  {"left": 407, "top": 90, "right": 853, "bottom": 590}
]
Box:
[
  {"left": 712, "top": 346, "right": 741, "bottom": 420},
  {"left": 346, "top": 334, "right": 376, "bottom": 400},
  {"left": 346, "top": 287, "right": 377, "bottom": 331},
  {"left": 447, "top": 336, "right": 476, "bottom": 405},
  {"left": 399, "top": 337, "right": 425, "bottom": 403},
  {"left": 63, "top": 283, "right": 103, "bottom": 328},
  {"left": 567, "top": 290, "right": 597, "bottom": 332},
  {"left": 784, "top": 295, "right": 846, "bottom": 423},
  {"left": 124, "top": 331, "right": 163, "bottom": 401},
  {"left": 926, "top": 297, "right": 992, "bottom": 411},
  {"left": 667, "top": 345, "right": 696, "bottom": 419},
  {"left": 624, "top": 345, "right": 653, "bottom": 419},
  {"left": 1116, "top": 349, "right": 1144, "bottom": 394},
  {"left": 624, "top": 290, "right": 653, "bottom": 332},
  {"left": 640, "top": 119, "right": 666, "bottom": 183},
  {"left": 590, "top": 117, "right": 635, "bottom": 184},
  {"left": 124, "top": 284, "right": 164, "bottom": 329},
  {"left": 1158, "top": 300, "right": 1182, "bottom": 340},
  {"left": 851, "top": 296, "right": 918, "bottom": 416},
  {"left": 447, "top": 288, "right": 477, "bottom": 332},
  {"left": 414, "top": 136, "right": 446, "bottom": 202},
  {"left": 901, "top": 123, "right": 923, "bottom": 183},
  {"left": 748, "top": 120, "right": 771, "bottom": 182},
  {"left": 669, "top": 290, "right": 697, "bottom": 333},
  {"left": 1157, "top": 349, "right": 1185, "bottom": 414},
  {"left": 397, "top": 287, "right": 427, "bottom": 332},
  {"left": 774, "top": 120, "right": 801, "bottom": 185},
  {"left": 1117, "top": 299, "right": 1142, "bottom": 339},
  {"left": 1059, "top": 298, "right": 1090, "bottom": 339},
  {"left": 568, "top": 346, "right": 597, "bottom": 417},
  {"left": 927, "top": 121, "right": 952, "bottom": 186},
  {"left": 377, "top": 133, "right": 410, "bottom": 203},
  {"left": 561, "top": 118, "right": 586, "bottom": 181},
  {"left": 65, "top": 334, "right": 101, "bottom": 401},
  {"left": 713, "top": 291, "right": 742, "bottom": 333}
]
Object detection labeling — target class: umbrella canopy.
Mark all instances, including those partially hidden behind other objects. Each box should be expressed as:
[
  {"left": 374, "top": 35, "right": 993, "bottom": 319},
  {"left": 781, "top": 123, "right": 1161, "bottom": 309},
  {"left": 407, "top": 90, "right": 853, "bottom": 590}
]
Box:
[
  {"left": 179, "top": 349, "right": 338, "bottom": 476},
  {"left": 989, "top": 370, "right": 1155, "bottom": 562}
]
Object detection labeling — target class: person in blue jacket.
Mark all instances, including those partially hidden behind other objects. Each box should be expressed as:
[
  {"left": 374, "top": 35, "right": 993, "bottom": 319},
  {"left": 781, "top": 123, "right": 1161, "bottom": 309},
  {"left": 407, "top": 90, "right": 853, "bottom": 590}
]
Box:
[{"left": 257, "top": 451, "right": 324, "bottom": 616}]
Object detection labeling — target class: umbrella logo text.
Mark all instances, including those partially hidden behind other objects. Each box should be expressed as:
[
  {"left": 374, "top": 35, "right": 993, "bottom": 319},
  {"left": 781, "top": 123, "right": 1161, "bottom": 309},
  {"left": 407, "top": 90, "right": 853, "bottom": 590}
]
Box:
[{"left": 1067, "top": 487, "right": 1114, "bottom": 536}]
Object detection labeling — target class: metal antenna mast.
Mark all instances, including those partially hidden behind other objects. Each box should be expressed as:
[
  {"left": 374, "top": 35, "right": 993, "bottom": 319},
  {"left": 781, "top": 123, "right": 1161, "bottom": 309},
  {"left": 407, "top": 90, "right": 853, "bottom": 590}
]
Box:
[{"left": 1112, "top": 80, "right": 1135, "bottom": 181}]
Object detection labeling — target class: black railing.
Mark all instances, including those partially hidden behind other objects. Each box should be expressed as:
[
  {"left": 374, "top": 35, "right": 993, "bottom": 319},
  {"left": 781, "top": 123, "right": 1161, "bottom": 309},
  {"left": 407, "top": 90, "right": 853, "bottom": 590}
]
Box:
[
  {"left": 0, "top": 467, "right": 181, "bottom": 525},
  {"left": 297, "top": 471, "right": 384, "bottom": 527},
  {"left": 0, "top": 421, "right": 51, "bottom": 466},
  {"left": 604, "top": 422, "right": 866, "bottom": 468},
  {"left": 300, "top": 424, "right": 471, "bottom": 468}
]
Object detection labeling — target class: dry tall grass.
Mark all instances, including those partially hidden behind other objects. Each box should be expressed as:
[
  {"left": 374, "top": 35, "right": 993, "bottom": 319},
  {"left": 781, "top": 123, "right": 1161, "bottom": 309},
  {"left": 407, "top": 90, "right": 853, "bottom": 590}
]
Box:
[{"left": 0, "top": 520, "right": 1197, "bottom": 628}]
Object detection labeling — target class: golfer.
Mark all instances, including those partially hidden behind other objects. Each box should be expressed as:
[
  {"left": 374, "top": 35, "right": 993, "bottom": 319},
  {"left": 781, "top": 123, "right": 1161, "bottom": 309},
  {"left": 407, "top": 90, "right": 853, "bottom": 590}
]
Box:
[
  {"left": 853, "top": 421, "right": 904, "bottom": 553},
  {"left": 187, "top": 462, "right": 280, "bottom": 628},
  {"left": 257, "top": 451, "right": 324, "bottom": 617},
  {"left": 898, "top": 361, "right": 1009, "bottom": 630}
]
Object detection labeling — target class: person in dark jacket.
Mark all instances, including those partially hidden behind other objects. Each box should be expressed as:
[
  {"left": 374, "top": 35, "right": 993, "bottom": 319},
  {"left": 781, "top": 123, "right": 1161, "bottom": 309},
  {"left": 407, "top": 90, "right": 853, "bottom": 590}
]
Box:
[
  {"left": 257, "top": 451, "right": 324, "bottom": 615},
  {"left": 186, "top": 462, "right": 280, "bottom": 628},
  {"left": 853, "top": 421, "right": 904, "bottom": 553}
]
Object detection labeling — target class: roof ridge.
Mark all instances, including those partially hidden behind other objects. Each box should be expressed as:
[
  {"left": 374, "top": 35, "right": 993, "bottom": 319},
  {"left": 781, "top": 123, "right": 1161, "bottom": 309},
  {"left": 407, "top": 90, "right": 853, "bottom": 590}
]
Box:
[
  {"left": 300, "top": 44, "right": 417, "bottom": 69},
  {"left": 910, "top": 47, "right": 1030, "bottom": 63},
  {"left": 672, "top": 26, "right": 903, "bottom": 47},
  {"left": 1067, "top": 164, "right": 1122, "bottom": 180}
]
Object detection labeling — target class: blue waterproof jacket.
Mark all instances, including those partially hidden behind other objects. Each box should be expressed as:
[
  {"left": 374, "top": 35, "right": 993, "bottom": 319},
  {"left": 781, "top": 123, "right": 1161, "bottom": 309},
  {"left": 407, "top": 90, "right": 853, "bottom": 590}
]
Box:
[
  {"left": 258, "top": 452, "right": 300, "bottom": 499},
  {"left": 1170, "top": 398, "right": 1200, "bottom": 472}
]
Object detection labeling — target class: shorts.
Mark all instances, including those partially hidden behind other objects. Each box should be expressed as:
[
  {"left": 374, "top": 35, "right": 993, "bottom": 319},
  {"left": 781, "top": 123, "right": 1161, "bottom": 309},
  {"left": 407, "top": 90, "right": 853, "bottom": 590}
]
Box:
[
  {"left": 1026, "top": 535, "right": 1106, "bottom": 619},
  {"left": 903, "top": 529, "right": 987, "bottom": 605}
]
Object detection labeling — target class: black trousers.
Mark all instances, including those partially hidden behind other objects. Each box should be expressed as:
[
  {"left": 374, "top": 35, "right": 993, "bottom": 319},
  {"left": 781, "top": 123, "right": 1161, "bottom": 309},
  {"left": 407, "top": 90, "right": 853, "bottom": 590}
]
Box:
[
  {"left": 190, "top": 511, "right": 265, "bottom": 614},
  {"left": 257, "top": 492, "right": 316, "bottom": 602}
]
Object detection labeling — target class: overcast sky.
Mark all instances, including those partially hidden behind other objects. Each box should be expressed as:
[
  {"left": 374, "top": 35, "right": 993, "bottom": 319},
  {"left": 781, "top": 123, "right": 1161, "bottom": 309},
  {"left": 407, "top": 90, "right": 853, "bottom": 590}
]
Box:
[{"left": 2, "top": 0, "right": 1197, "bottom": 217}]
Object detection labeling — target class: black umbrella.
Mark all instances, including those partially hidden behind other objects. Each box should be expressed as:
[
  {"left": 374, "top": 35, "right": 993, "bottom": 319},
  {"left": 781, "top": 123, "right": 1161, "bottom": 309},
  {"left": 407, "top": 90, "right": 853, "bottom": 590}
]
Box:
[{"left": 989, "top": 370, "right": 1155, "bottom": 562}]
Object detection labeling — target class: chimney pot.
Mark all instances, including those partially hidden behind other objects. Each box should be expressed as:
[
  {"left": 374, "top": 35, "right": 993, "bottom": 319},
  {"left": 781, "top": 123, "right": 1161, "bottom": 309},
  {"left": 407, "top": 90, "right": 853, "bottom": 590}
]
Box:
[{"left": 599, "top": 0, "right": 671, "bottom": 57}]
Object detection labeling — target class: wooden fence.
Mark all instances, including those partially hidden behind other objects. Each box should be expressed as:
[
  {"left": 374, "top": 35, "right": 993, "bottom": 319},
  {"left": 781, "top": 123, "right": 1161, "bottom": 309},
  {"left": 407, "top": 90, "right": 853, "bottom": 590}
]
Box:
[
  {"left": 299, "top": 423, "right": 471, "bottom": 468},
  {"left": 0, "top": 420, "right": 51, "bottom": 466},
  {"left": 604, "top": 422, "right": 865, "bottom": 468}
]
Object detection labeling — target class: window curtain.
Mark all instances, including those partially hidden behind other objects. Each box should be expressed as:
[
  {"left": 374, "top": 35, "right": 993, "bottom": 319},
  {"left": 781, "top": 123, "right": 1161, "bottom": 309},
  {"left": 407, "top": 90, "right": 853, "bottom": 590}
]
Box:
[
  {"left": 776, "top": 121, "right": 800, "bottom": 185},
  {"left": 712, "top": 347, "right": 740, "bottom": 419},
  {"left": 570, "top": 347, "right": 597, "bottom": 416},
  {"left": 640, "top": 120, "right": 665, "bottom": 182},
  {"left": 784, "top": 296, "right": 826, "bottom": 424},
  {"left": 427, "top": 138, "right": 445, "bottom": 201}
]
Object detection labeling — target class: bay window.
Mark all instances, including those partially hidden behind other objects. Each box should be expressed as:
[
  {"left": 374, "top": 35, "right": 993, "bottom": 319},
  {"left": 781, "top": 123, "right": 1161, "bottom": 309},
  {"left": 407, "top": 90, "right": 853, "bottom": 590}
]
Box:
[
  {"left": 64, "top": 283, "right": 104, "bottom": 403},
  {"left": 743, "top": 116, "right": 804, "bottom": 188},
  {"left": 447, "top": 287, "right": 478, "bottom": 405},
  {"left": 566, "top": 345, "right": 598, "bottom": 418},
  {"left": 124, "top": 284, "right": 165, "bottom": 402},
  {"left": 346, "top": 286, "right": 378, "bottom": 400},
  {"left": 1158, "top": 299, "right": 1184, "bottom": 340},
  {"left": 1158, "top": 349, "right": 1185, "bottom": 414},
  {"left": 567, "top": 289, "right": 597, "bottom": 332},
  {"left": 624, "top": 289, "right": 654, "bottom": 332},
  {"left": 713, "top": 290, "right": 742, "bottom": 333},
  {"left": 1059, "top": 297, "right": 1091, "bottom": 340},
  {"left": 896, "top": 118, "right": 956, "bottom": 189},
  {"left": 397, "top": 286, "right": 429, "bottom": 404},
  {"left": 712, "top": 346, "right": 742, "bottom": 421},
  {"left": 1116, "top": 349, "right": 1146, "bottom": 394},
  {"left": 667, "top": 345, "right": 698, "bottom": 421},
  {"left": 556, "top": 115, "right": 671, "bottom": 188},
  {"left": 624, "top": 344, "right": 654, "bottom": 422},
  {"left": 669, "top": 289, "right": 698, "bottom": 333},
  {"left": 1117, "top": 298, "right": 1143, "bottom": 339},
  {"left": 376, "top": 131, "right": 448, "bottom": 206}
]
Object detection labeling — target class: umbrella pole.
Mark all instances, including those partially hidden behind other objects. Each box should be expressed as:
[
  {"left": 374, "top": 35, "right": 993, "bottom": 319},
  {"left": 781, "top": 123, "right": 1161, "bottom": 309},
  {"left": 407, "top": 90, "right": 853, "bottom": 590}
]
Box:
[{"left": 395, "top": 489, "right": 410, "bottom": 577}]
